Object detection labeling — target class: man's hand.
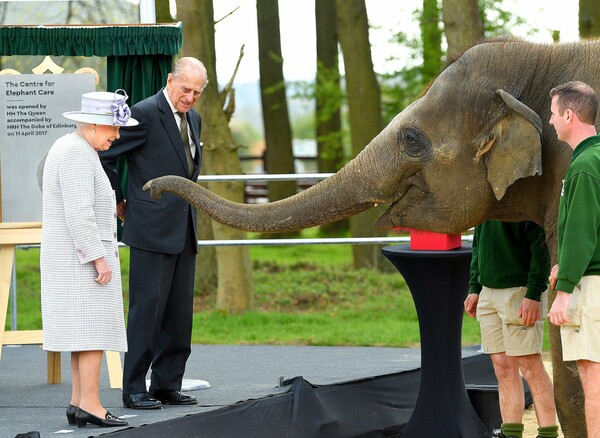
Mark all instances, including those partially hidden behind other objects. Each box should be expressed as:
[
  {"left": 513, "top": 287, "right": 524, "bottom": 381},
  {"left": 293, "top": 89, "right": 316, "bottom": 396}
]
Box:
[
  {"left": 549, "top": 264, "right": 558, "bottom": 290},
  {"left": 117, "top": 200, "right": 126, "bottom": 223},
  {"left": 548, "top": 290, "right": 570, "bottom": 326},
  {"left": 464, "top": 293, "right": 479, "bottom": 318},
  {"left": 519, "top": 297, "right": 541, "bottom": 326}
]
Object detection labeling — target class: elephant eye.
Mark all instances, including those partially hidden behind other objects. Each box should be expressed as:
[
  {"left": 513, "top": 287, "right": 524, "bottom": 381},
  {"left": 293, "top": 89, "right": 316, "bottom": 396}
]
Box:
[{"left": 399, "top": 127, "right": 430, "bottom": 158}]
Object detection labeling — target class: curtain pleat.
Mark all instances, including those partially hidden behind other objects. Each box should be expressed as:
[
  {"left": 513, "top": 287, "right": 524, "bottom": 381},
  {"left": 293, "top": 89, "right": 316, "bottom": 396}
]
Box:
[{"left": 0, "top": 24, "right": 183, "bottom": 56}]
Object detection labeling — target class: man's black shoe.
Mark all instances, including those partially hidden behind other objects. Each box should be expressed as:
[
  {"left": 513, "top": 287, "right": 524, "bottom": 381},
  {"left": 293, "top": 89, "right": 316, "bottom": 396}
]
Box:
[
  {"left": 122, "top": 392, "right": 162, "bottom": 409},
  {"left": 149, "top": 389, "right": 198, "bottom": 405}
]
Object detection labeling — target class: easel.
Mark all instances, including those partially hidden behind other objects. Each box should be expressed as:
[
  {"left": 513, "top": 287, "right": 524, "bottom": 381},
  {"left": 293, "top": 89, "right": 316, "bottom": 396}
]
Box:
[{"left": 0, "top": 222, "right": 123, "bottom": 388}]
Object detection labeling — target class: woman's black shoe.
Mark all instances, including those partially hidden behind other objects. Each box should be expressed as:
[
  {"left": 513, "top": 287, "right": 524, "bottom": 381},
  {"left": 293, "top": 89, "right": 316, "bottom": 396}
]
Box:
[
  {"left": 74, "top": 408, "right": 128, "bottom": 428},
  {"left": 66, "top": 404, "right": 77, "bottom": 425}
]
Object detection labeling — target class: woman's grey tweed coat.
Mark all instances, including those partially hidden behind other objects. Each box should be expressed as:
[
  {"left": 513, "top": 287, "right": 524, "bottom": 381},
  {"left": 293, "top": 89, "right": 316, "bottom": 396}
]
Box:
[{"left": 41, "top": 133, "right": 127, "bottom": 352}]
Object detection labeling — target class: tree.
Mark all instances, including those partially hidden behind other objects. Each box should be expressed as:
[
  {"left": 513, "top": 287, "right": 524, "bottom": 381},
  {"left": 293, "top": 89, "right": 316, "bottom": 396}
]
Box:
[
  {"left": 315, "top": 0, "right": 343, "bottom": 175},
  {"left": 421, "top": 0, "right": 443, "bottom": 81},
  {"left": 177, "top": 0, "right": 254, "bottom": 312},
  {"left": 256, "top": 0, "right": 297, "bottom": 210},
  {"left": 335, "top": 0, "right": 387, "bottom": 270},
  {"left": 155, "top": 0, "right": 171, "bottom": 22},
  {"left": 580, "top": 0, "right": 600, "bottom": 38},
  {"left": 441, "top": 0, "right": 483, "bottom": 57},
  {"left": 381, "top": 0, "right": 526, "bottom": 123},
  {"left": 315, "top": 0, "right": 347, "bottom": 235}
]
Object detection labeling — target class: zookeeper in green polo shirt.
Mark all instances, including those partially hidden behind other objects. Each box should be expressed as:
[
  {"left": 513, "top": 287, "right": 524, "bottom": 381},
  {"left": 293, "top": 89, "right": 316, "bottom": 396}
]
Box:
[
  {"left": 548, "top": 80, "right": 600, "bottom": 438},
  {"left": 464, "top": 220, "right": 558, "bottom": 438}
]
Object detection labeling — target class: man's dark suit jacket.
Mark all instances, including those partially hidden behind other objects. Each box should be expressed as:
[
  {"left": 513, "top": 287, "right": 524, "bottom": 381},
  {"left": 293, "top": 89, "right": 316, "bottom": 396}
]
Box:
[{"left": 100, "top": 89, "right": 201, "bottom": 254}]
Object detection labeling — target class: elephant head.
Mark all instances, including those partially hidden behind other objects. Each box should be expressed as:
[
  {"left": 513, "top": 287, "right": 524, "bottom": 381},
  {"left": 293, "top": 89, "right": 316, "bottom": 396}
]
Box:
[{"left": 144, "top": 40, "right": 573, "bottom": 239}]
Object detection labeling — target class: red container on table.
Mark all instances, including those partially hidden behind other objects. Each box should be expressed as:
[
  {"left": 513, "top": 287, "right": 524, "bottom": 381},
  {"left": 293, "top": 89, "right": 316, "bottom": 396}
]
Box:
[
  {"left": 409, "top": 229, "right": 462, "bottom": 250},
  {"left": 392, "top": 227, "right": 462, "bottom": 250}
]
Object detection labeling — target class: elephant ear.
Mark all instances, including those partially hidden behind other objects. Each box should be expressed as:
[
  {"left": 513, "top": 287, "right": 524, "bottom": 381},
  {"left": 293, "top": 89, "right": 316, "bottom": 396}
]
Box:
[{"left": 479, "top": 89, "right": 543, "bottom": 201}]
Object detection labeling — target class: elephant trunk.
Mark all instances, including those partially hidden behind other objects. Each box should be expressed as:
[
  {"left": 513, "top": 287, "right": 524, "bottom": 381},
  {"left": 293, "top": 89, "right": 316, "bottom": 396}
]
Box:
[{"left": 143, "top": 138, "right": 397, "bottom": 233}]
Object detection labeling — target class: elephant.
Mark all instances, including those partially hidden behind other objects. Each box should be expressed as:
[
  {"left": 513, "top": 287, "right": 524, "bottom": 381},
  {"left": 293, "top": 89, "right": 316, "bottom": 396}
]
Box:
[{"left": 143, "top": 38, "right": 600, "bottom": 437}]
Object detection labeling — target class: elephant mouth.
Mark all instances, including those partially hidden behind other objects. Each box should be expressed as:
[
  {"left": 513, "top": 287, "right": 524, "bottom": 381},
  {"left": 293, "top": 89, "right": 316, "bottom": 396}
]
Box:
[{"left": 374, "top": 174, "right": 428, "bottom": 230}]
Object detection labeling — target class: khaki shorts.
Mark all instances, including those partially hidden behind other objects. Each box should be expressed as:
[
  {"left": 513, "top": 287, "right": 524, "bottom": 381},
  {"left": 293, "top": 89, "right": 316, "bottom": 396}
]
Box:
[
  {"left": 561, "top": 275, "right": 600, "bottom": 362},
  {"left": 476, "top": 286, "right": 547, "bottom": 356}
]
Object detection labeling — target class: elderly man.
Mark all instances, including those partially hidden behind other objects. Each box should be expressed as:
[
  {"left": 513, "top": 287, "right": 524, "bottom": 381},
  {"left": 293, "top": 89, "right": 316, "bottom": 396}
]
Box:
[{"left": 101, "top": 57, "right": 208, "bottom": 409}]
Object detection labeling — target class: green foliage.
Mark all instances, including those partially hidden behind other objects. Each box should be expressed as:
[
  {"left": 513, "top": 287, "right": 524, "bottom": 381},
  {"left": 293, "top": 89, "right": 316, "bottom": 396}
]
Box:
[
  {"left": 287, "top": 76, "right": 345, "bottom": 144},
  {"left": 380, "top": 7, "right": 433, "bottom": 123},
  {"left": 421, "top": 0, "right": 444, "bottom": 83},
  {"left": 479, "top": 0, "right": 538, "bottom": 38},
  {"left": 380, "top": 0, "right": 539, "bottom": 124},
  {"left": 289, "top": 75, "right": 347, "bottom": 157},
  {"left": 290, "top": 111, "right": 316, "bottom": 140},
  {"left": 312, "top": 63, "right": 345, "bottom": 124}
]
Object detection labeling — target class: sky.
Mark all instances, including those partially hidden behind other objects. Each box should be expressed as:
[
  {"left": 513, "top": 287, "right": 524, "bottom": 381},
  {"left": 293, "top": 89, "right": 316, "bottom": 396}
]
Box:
[{"left": 207, "top": 0, "right": 579, "bottom": 84}]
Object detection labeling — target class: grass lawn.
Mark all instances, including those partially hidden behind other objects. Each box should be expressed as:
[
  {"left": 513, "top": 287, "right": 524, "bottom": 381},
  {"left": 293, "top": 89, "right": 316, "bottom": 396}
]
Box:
[{"left": 7, "top": 233, "right": 549, "bottom": 349}]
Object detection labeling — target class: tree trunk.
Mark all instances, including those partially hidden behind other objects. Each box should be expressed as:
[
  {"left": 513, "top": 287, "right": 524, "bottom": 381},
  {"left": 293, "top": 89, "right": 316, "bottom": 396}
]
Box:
[
  {"left": 256, "top": 0, "right": 297, "bottom": 210},
  {"left": 176, "top": 0, "right": 217, "bottom": 302},
  {"left": 421, "top": 0, "right": 443, "bottom": 82},
  {"left": 316, "top": 0, "right": 343, "bottom": 174},
  {"left": 155, "top": 0, "right": 171, "bottom": 22},
  {"left": 580, "top": 0, "right": 600, "bottom": 38},
  {"left": 335, "top": 0, "right": 387, "bottom": 270},
  {"left": 315, "top": 0, "right": 347, "bottom": 235},
  {"left": 178, "top": 0, "right": 254, "bottom": 312},
  {"left": 441, "top": 0, "right": 483, "bottom": 57},
  {"left": 195, "top": 199, "right": 218, "bottom": 298}
]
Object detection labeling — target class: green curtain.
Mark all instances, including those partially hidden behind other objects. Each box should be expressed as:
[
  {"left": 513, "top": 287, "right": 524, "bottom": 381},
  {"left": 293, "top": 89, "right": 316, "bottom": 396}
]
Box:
[
  {"left": 1, "top": 24, "right": 183, "bottom": 238},
  {"left": 107, "top": 54, "right": 173, "bottom": 239},
  {"left": 0, "top": 24, "right": 182, "bottom": 56},
  {"left": 107, "top": 55, "right": 171, "bottom": 104}
]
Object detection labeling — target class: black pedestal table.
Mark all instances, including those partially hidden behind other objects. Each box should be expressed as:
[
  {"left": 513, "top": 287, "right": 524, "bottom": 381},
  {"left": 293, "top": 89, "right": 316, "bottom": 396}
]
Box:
[{"left": 382, "top": 243, "right": 490, "bottom": 437}]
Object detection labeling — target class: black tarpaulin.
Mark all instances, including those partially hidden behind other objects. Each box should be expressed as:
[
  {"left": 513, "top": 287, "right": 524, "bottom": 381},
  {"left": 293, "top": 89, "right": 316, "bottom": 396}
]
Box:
[{"left": 100, "top": 354, "right": 530, "bottom": 438}]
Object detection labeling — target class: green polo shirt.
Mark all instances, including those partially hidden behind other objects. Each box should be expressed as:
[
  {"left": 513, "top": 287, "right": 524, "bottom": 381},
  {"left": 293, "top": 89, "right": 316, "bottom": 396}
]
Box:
[
  {"left": 556, "top": 134, "right": 600, "bottom": 293},
  {"left": 469, "top": 220, "right": 550, "bottom": 301}
]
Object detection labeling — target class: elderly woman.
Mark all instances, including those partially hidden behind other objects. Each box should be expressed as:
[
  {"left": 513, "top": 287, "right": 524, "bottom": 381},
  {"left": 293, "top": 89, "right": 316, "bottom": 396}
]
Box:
[{"left": 41, "top": 90, "right": 137, "bottom": 428}]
